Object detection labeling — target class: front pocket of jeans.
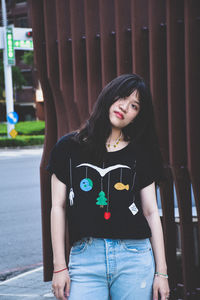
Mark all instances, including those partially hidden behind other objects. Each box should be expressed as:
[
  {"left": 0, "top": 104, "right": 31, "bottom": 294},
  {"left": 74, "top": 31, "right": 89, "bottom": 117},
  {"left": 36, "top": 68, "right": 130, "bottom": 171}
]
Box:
[
  {"left": 70, "top": 240, "right": 88, "bottom": 255},
  {"left": 122, "top": 240, "right": 151, "bottom": 253}
]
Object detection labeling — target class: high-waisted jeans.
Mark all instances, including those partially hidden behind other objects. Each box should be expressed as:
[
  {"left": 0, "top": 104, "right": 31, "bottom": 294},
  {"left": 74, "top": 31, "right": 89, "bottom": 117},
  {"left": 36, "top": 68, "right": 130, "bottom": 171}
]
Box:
[{"left": 68, "top": 237, "right": 155, "bottom": 300}]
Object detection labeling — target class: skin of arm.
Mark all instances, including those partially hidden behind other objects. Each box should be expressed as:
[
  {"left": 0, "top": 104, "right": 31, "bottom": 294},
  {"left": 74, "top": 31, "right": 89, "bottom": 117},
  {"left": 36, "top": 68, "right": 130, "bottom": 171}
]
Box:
[
  {"left": 51, "top": 174, "right": 70, "bottom": 300},
  {"left": 140, "top": 182, "right": 170, "bottom": 300}
]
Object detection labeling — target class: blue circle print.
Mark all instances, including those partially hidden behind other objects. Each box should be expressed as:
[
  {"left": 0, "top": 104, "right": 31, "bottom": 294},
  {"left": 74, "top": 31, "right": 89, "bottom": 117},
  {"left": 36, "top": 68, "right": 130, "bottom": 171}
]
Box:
[{"left": 80, "top": 178, "right": 93, "bottom": 191}]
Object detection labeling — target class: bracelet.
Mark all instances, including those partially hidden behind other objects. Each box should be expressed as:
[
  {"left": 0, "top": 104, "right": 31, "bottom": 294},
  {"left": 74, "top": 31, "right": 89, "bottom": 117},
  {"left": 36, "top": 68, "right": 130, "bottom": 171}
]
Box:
[
  {"left": 53, "top": 267, "right": 68, "bottom": 274},
  {"left": 155, "top": 272, "right": 168, "bottom": 278}
]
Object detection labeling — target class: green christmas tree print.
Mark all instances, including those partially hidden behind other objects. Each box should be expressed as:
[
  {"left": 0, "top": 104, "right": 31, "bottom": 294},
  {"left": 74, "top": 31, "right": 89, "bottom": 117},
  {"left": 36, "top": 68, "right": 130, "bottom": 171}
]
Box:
[{"left": 96, "top": 191, "right": 107, "bottom": 208}]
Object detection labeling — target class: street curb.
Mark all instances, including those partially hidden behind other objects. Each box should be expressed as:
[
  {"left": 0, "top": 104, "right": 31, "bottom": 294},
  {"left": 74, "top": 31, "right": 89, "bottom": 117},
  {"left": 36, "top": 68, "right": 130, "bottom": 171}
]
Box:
[
  {"left": 0, "top": 266, "right": 43, "bottom": 286},
  {"left": 0, "top": 145, "right": 44, "bottom": 150},
  {"left": 0, "top": 262, "right": 43, "bottom": 282}
]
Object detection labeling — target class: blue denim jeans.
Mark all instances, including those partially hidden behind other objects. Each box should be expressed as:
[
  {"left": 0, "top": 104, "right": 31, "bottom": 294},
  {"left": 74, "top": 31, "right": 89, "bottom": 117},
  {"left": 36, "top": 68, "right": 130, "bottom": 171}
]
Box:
[{"left": 68, "top": 237, "right": 155, "bottom": 300}]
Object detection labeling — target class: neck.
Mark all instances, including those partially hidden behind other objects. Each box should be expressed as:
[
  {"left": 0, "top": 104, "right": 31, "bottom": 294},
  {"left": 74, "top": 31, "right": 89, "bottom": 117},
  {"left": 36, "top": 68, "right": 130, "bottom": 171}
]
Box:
[{"left": 108, "top": 128, "right": 122, "bottom": 142}]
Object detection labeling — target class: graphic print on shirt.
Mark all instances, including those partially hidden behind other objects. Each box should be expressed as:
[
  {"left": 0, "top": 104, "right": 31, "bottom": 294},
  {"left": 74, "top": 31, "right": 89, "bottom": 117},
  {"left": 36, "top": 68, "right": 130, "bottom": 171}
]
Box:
[
  {"left": 69, "top": 158, "right": 75, "bottom": 206},
  {"left": 80, "top": 178, "right": 93, "bottom": 191},
  {"left": 76, "top": 163, "right": 131, "bottom": 177},
  {"left": 68, "top": 159, "right": 138, "bottom": 220},
  {"left": 76, "top": 163, "right": 134, "bottom": 220},
  {"left": 114, "top": 182, "right": 129, "bottom": 190}
]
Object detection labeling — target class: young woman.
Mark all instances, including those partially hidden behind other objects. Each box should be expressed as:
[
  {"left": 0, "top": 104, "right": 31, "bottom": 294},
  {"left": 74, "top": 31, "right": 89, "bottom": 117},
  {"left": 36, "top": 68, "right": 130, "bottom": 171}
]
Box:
[{"left": 47, "top": 74, "right": 170, "bottom": 300}]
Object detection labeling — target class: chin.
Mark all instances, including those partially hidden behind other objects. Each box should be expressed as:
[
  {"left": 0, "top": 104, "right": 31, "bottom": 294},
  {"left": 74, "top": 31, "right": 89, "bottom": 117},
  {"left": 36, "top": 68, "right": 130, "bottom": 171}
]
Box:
[{"left": 110, "top": 119, "right": 120, "bottom": 128}]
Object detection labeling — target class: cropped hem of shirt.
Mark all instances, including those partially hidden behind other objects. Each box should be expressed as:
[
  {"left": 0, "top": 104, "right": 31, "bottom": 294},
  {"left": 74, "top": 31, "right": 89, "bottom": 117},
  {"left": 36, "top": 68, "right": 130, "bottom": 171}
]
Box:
[
  {"left": 71, "top": 231, "right": 152, "bottom": 245},
  {"left": 46, "top": 132, "right": 165, "bottom": 246}
]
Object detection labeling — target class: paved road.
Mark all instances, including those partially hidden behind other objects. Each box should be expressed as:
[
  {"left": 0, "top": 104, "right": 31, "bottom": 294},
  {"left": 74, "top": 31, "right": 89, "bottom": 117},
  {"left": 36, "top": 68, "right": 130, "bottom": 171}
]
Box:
[
  {"left": 0, "top": 148, "right": 44, "bottom": 280},
  {"left": 0, "top": 267, "right": 53, "bottom": 300}
]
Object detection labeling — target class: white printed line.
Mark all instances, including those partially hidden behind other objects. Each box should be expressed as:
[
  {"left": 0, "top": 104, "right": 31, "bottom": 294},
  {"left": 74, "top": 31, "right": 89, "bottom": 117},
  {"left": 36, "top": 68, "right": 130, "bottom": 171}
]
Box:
[
  {"left": 0, "top": 293, "right": 37, "bottom": 298},
  {"left": 0, "top": 266, "right": 43, "bottom": 285},
  {"left": 43, "top": 292, "right": 54, "bottom": 298}
]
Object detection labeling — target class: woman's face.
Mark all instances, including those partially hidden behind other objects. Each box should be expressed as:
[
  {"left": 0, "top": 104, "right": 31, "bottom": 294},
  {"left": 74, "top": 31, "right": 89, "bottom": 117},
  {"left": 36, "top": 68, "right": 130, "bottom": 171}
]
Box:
[{"left": 109, "top": 90, "right": 140, "bottom": 129}]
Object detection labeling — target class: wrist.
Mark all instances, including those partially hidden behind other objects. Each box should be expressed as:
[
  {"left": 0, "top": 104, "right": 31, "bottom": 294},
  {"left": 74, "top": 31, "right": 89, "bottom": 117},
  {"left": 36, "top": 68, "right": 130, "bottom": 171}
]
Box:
[
  {"left": 53, "top": 267, "right": 68, "bottom": 274},
  {"left": 155, "top": 265, "right": 167, "bottom": 274},
  {"left": 154, "top": 271, "right": 168, "bottom": 279},
  {"left": 53, "top": 262, "right": 67, "bottom": 270}
]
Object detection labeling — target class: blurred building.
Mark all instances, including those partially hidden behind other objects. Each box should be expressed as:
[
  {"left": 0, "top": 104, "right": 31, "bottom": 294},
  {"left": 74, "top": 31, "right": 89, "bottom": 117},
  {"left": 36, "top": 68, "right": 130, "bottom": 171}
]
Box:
[{"left": 0, "top": 0, "right": 44, "bottom": 121}]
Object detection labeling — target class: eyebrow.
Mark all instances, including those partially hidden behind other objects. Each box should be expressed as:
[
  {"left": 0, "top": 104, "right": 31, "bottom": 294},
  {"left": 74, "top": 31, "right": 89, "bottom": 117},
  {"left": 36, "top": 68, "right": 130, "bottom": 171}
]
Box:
[{"left": 133, "top": 100, "right": 140, "bottom": 106}]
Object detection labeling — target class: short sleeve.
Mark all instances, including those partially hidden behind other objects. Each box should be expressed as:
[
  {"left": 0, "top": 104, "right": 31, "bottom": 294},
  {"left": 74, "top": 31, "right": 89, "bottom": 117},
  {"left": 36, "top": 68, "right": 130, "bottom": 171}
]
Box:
[
  {"left": 135, "top": 145, "right": 166, "bottom": 191},
  {"left": 46, "top": 135, "right": 72, "bottom": 184}
]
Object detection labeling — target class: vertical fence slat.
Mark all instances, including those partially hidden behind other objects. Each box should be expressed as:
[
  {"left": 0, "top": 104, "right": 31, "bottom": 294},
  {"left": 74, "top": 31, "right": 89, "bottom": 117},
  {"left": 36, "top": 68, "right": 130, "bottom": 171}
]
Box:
[
  {"left": 56, "top": 0, "right": 80, "bottom": 131},
  {"left": 114, "top": 0, "right": 132, "bottom": 75},
  {"left": 166, "top": 0, "right": 196, "bottom": 296},
  {"left": 148, "top": 0, "right": 178, "bottom": 294},
  {"left": 69, "top": 0, "right": 89, "bottom": 123},
  {"left": 131, "top": 0, "right": 149, "bottom": 83},
  {"left": 30, "top": 0, "right": 56, "bottom": 282},
  {"left": 99, "top": 0, "right": 116, "bottom": 86},
  {"left": 148, "top": 1, "right": 169, "bottom": 187},
  {"left": 148, "top": 0, "right": 168, "bottom": 155},
  {"left": 184, "top": 0, "right": 200, "bottom": 290},
  {"left": 84, "top": 0, "right": 102, "bottom": 112},
  {"left": 166, "top": 0, "right": 187, "bottom": 290},
  {"left": 167, "top": 1, "right": 186, "bottom": 166},
  {"left": 43, "top": 0, "right": 68, "bottom": 138}
]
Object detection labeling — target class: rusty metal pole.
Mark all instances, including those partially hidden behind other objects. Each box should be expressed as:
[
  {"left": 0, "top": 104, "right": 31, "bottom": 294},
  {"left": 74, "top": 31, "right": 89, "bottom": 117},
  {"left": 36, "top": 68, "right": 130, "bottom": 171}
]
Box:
[
  {"left": 55, "top": 0, "right": 81, "bottom": 131},
  {"left": 84, "top": 0, "right": 102, "bottom": 113},
  {"left": 114, "top": 0, "right": 132, "bottom": 75},
  {"left": 148, "top": 0, "right": 177, "bottom": 293},
  {"left": 166, "top": 0, "right": 196, "bottom": 297},
  {"left": 99, "top": 0, "right": 116, "bottom": 86},
  {"left": 69, "top": 0, "right": 89, "bottom": 123},
  {"left": 43, "top": 0, "right": 69, "bottom": 139},
  {"left": 131, "top": 0, "right": 150, "bottom": 83},
  {"left": 30, "top": 0, "right": 57, "bottom": 282},
  {"left": 184, "top": 0, "right": 200, "bottom": 291}
]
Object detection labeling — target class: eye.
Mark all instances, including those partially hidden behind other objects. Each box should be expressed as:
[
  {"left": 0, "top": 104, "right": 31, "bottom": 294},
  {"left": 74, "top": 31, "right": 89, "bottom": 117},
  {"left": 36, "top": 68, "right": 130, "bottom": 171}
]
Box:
[{"left": 131, "top": 104, "right": 138, "bottom": 110}]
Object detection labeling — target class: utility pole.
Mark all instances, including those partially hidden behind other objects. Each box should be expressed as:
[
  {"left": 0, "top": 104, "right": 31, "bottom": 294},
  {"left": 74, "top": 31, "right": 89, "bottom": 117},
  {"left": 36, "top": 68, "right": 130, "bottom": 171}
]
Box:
[{"left": 1, "top": 0, "right": 15, "bottom": 137}]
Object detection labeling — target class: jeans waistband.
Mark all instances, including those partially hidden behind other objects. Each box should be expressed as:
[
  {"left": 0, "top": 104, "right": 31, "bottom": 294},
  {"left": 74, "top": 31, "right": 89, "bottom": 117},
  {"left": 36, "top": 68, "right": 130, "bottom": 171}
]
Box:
[{"left": 80, "top": 237, "right": 150, "bottom": 246}]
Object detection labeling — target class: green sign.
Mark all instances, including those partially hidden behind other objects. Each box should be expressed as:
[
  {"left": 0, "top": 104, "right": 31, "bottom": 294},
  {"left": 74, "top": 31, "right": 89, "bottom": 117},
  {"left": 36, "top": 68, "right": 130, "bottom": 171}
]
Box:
[
  {"left": 14, "top": 40, "right": 33, "bottom": 50},
  {"left": 6, "top": 27, "right": 15, "bottom": 65}
]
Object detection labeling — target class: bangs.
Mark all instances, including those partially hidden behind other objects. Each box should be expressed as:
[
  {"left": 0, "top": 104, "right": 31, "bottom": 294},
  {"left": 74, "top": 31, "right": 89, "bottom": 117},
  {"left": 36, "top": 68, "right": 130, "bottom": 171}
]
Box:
[{"left": 112, "top": 79, "right": 143, "bottom": 108}]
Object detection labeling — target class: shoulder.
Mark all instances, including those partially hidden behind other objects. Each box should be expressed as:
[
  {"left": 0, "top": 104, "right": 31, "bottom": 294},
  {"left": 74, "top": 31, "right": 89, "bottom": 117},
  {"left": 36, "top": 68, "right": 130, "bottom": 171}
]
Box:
[
  {"left": 134, "top": 142, "right": 156, "bottom": 160},
  {"left": 49, "top": 131, "right": 79, "bottom": 160},
  {"left": 54, "top": 131, "right": 78, "bottom": 149}
]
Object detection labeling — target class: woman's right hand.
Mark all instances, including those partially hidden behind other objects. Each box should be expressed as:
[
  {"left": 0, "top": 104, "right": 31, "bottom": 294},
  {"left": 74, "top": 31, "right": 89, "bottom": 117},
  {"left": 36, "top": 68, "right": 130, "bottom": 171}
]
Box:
[{"left": 52, "top": 269, "right": 70, "bottom": 300}]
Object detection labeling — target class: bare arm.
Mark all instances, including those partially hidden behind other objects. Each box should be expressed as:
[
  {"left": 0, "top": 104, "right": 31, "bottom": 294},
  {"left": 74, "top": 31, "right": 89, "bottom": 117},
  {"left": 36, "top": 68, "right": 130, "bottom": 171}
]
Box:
[
  {"left": 51, "top": 173, "right": 67, "bottom": 269},
  {"left": 140, "top": 182, "right": 167, "bottom": 273},
  {"left": 140, "top": 182, "right": 170, "bottom": 300},
  {"left": 51, "top": 174, "right": 70, "bottom": 300}
]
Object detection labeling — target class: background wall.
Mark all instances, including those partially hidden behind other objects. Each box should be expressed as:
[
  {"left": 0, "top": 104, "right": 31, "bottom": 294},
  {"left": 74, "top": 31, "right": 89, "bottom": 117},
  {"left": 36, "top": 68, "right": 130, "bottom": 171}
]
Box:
[{"left": 30, "top": 1, "right": 200, "bottom": 299}]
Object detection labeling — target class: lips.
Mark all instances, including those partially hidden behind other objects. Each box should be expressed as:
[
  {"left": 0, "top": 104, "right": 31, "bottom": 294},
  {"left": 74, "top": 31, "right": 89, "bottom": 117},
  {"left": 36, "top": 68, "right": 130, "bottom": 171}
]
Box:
[{"left": 114, "top": 111, "right": 124, "bottom": 120}]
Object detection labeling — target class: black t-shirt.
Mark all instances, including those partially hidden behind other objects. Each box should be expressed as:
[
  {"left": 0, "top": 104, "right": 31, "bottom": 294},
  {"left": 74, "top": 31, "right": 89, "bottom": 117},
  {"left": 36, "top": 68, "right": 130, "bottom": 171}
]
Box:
[{"left": 46, "top": 132, "right": 164, "bottom": 245}]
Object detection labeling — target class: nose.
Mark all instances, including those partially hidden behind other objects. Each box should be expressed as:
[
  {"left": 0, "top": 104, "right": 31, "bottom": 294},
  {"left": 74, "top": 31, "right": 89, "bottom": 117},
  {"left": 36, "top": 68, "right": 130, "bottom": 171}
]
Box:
[{"left": 119, "top": 100, "right": 129, "bottom": 112}]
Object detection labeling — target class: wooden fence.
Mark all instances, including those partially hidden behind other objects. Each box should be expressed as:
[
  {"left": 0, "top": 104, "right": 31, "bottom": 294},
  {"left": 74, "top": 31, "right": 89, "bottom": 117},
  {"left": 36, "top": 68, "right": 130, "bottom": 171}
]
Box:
[{"left": 30, "top": 1, "right": 200, "bottom": 299}]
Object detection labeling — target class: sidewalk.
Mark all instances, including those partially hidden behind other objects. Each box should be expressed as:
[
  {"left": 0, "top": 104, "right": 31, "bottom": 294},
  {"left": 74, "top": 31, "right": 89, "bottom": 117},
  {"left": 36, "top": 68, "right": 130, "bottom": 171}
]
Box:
[{"left": 0, "top": 267, "right": 54, "bottom": 300}]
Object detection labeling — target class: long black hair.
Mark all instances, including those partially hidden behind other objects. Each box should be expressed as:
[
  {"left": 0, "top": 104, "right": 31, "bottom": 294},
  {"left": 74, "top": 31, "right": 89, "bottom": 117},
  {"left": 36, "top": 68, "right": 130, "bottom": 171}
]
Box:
[{"left": 72, "top": 73, "right": 163, "bottom": 166}]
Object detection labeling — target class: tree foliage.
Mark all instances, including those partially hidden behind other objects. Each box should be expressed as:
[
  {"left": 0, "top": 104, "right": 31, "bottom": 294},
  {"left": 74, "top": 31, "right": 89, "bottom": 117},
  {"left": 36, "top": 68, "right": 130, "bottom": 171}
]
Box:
[
  {"left": 0, "top": 50, "right": 27, "bottom": 99},
  {"left": 22, "top": 51, "right": 34, "bottom": 67}
]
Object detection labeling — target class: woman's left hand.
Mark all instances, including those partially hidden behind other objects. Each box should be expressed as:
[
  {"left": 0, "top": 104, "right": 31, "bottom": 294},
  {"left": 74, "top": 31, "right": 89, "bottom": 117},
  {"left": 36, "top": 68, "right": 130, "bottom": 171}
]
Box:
[{"left": 153, "top": 276, "right": 170, "bottom": 300}]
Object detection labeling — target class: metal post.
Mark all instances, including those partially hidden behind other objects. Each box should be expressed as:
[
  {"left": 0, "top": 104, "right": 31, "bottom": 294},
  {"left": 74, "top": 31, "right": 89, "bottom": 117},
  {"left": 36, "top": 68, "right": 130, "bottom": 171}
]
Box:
[{"left": 1, "top": 0, "right": 14, "bottom": 137}]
